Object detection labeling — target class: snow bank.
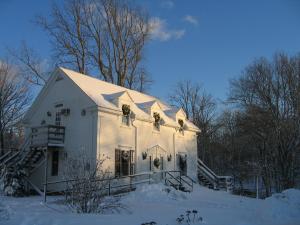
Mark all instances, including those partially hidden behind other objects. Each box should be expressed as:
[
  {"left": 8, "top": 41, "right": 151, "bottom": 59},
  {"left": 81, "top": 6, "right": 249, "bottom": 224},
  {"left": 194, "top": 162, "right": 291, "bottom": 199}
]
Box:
[
  {"left": 0, "top": 185, "right": 299, "bottom": 225},
  {"left": 0, "top": 203, "right": 9, "bottom": 221},
  {"left": 262, "top": 189, "right": 300, "bottom": 225}
]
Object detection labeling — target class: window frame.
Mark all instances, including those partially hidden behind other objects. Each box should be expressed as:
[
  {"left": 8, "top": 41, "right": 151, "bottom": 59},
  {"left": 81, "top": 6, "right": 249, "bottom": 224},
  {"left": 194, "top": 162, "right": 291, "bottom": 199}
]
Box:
[
  {"left": 122, "top": 114, "right": 130, "bottom": 126},
  {"left": 115, "top": 149, "right": 134, "bottom": 177}
]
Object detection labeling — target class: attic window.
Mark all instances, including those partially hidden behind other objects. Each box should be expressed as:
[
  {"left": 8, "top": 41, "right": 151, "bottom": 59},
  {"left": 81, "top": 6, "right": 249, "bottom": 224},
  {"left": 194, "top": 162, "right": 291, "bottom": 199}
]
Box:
[
  {"left": 153, "top": 112, "right": 160, "bottom": 131},
  {"left": 122, "top": 104, "right": 130, "bottom": 126}
]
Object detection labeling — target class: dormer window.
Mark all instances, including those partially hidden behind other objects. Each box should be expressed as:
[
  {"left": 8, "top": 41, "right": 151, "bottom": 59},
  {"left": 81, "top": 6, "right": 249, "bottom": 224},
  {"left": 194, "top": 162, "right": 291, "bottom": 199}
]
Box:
[
  {"left": 153, "top": 112, "right": 161, "bottom": 131},
  {"left": 178, "top": 119, "right": 184, "bottom": 135},
  {"left": 122, "top": 104, "right": 130, "bottom": 126}
]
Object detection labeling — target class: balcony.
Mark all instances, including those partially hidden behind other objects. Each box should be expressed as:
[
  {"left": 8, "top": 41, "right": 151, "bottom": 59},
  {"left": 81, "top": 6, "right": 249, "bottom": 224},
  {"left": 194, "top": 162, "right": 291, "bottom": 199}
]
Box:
[{"left": 31, "top": 125, "right": 65, "bottom": 147}]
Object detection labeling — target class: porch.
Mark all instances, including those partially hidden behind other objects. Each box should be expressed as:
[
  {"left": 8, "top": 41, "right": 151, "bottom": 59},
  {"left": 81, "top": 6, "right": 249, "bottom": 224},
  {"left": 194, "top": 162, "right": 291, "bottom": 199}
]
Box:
[{"left": 31, "top": 125, "right": 65, "bottom": 147}]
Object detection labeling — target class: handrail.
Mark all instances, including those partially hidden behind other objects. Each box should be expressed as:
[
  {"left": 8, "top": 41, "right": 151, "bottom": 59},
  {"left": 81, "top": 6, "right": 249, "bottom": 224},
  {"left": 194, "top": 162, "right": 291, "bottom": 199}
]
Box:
[
  {"left": 166, "top": 178, "right": 178, "bottom": 188},
  {"left": 197, "top": 159, "right": 218, "bottom": 179},
  {"left": 165, "top": 171, "right": 181, "bottom": 184},
  {"left": 0, "top": 150, "right": 16, "bottom": 163},
  {"left": 32, "top": 125, "right": 65, "bottom": 130},
  {"left": 198, "top": 164, "right": 218, "bottom": 182},
  {"left": 44, "top": 171, "right": 161, "bottom": 186},
  {"left": 180, "top": 176, "right": 193, "bottom": 188},
  {"left": 197, "top": 158, "right": 233, "bottom": 191},
  {"left": 181, "top": 175, "right": 194, "bottom": 187},
  {"left": 43, "top": 170, "right": 170, "bottom": 201}
]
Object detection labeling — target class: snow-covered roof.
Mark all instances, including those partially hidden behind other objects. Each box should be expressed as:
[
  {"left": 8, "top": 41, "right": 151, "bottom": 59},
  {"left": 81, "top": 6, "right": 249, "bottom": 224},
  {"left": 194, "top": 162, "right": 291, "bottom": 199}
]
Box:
[{"left": 60, "top": 67, "right": 200, "bottom": 132}]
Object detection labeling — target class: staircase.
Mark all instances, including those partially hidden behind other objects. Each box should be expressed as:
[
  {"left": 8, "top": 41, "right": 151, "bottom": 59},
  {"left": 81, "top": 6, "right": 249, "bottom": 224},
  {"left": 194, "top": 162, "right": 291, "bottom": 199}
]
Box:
[
  {"left": 0, "top": 125, "right": 65, "bottom": 195},
  {"left": 165, "top": 171, "right": 194, "bottom": 192},
  {"left": 197, "top": 159, "right": 233, "bottom": 192}
]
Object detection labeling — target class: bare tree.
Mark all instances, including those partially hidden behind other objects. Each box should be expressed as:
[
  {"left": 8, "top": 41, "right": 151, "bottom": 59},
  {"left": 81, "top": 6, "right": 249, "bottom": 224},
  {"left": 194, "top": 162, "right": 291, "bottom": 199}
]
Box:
[
  {"left": 33, "top": 0, "right": 151, "bottom": 91},
  {"left": 168, "top": 80, "right": 218, "bottom": 163},
  {"left": 168, "top": 80, "right": 202, "bottom": 120},
  {"left": 217, "top": 111, "right": 255, "bottom": 191},
  {"left": 229, "top": 52, "right": 300, "bottom": 194},
  {"left": 8, "top": 42, "right": 50, "bottom": 86},
  {"left": 0, "top": 60, "right": 31, "bottom": 156},
  {"left": 126, "top": 68, "right": 153, "bottom": 93},
  {"left": 63, "top": 151, "right": 115, "bottom": 213}
]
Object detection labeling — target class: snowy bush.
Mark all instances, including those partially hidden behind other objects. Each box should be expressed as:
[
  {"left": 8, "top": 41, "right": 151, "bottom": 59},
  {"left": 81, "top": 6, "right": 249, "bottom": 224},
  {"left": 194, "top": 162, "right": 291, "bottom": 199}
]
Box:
[
  {"left": 176, "top": 210, "right": 203, "bottom": 225},
  {"left": 0, "top": 203, "right": 9, "bottom": 221},
  {"left": 63, "top": 152, "right": 117, "bottom": 213},
  {"left": 140, "top": 222, "right": 157, "bottom": 225},
  {"left": 0, "top": 166, "right": 26, "bottom": 197}
]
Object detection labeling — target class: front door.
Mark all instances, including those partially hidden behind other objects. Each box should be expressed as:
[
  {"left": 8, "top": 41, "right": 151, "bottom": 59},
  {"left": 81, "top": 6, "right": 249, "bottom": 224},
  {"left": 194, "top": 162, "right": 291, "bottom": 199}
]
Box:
[{"left": 178, "top": 154, "right": 187, "bottom": 176}]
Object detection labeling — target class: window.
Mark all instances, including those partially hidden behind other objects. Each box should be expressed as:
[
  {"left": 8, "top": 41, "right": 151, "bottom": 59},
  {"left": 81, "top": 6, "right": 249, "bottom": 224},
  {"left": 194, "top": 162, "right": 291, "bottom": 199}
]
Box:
[
  {"left": 115, "top": 149, "right": 134, "bottom": 177},
  {"left": 55, "top": 112, "right": 61, "bottom": 125},
  {"left": 51, "top": 150, "right": 59, "bottom": 176},
  {"left": 55, "top": 104, "right": 63, "bottom": 126},
  {"left": 122, "top": 115, "right": 130, "bottom": 126}
]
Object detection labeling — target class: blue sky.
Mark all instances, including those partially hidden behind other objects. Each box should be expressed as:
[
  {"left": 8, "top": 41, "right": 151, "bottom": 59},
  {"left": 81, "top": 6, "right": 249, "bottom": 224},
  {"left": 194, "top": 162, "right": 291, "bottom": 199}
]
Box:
[{"left": 0, "top": 0, "right": 300, "bottom": 103}]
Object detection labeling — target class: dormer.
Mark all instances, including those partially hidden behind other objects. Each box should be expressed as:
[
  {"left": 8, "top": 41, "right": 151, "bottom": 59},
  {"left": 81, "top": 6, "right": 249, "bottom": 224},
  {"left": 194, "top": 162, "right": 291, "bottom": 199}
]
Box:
[
  {"left": 175, "top": 108, "right": 187, "bottom": 122},
  {"left": 175, "top": 108, "right": 186, "bottom": 134},
  {"left": 137, "top": 100, "right": 163, "bottom": 115},
  {"left": 110, "top": 91, "right": 134, "bottom": 108}
]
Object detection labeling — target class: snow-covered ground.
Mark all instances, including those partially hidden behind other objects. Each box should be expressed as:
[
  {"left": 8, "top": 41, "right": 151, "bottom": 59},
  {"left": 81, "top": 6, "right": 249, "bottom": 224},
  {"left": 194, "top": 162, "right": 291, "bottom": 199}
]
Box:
[{"left": 0, "top": 184, "right": 300, "bottom": 225}]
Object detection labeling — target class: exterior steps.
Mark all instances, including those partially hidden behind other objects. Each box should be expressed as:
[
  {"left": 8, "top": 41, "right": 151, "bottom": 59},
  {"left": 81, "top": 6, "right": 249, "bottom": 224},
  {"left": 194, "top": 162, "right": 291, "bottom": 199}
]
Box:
[
  {"left": 197, "top": 159, "right": 233, "bottom": 192},
  {"left": 165, "top": 171, "right": 194, "bottom": 192},
  {"left": 0, "top": 125, "right": 65, "bottom": 196}
]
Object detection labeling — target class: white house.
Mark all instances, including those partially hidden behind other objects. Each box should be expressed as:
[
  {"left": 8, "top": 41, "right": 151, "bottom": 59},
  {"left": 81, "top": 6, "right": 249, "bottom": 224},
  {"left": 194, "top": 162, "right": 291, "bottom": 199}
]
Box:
[{"left": 21, "top": 67, "right": 200, "bottom": 191}]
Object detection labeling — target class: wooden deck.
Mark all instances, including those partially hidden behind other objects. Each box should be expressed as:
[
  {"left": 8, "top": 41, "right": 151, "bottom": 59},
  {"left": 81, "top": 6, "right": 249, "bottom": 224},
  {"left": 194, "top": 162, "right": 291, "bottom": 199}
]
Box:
[{"left": 31, "top": 125, "right": 65, "bottom": 147}]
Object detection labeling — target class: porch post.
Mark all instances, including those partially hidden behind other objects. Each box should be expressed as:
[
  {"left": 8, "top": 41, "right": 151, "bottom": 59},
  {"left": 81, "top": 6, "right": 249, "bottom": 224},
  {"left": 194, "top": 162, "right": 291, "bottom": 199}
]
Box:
[{"left": 44, "top": 147, "right": 48, "bottom": 202}]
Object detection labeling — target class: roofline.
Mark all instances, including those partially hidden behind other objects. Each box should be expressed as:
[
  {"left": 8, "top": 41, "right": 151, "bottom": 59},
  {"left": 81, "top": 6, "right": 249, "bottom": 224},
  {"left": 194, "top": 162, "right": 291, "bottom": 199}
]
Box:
[{"left": 23, "top": 68, "right": 61, "bottom": 123}]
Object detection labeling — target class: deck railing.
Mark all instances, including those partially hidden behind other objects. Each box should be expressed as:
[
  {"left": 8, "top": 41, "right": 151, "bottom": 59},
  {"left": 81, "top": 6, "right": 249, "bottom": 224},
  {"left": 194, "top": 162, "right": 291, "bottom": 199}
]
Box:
[
  {"left": 31, "top": 125, "right": 65, "bottom": 147},
  {"left": 42, "top": 171, "right": 191, "bottom": 202}
]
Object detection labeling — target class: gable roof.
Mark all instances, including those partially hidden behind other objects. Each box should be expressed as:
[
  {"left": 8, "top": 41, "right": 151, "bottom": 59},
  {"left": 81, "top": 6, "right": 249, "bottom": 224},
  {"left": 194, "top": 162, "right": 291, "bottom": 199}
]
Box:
[{"left": 58, "top": 67, "right": 200, "bottom": 132}]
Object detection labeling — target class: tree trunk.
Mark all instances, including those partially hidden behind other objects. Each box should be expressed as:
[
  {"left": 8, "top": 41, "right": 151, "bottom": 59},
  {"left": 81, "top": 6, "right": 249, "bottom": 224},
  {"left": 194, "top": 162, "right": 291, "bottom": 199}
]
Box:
[{"left": 0, "top": 131, "right": 4, "bottom": 156}]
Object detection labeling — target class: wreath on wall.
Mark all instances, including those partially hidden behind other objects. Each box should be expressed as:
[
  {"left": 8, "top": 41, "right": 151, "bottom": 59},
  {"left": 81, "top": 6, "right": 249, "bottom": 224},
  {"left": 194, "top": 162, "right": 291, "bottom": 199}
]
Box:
[
  {"left": 153, "top": 158, "right": 160, "bottom": 168},
  {"left": 142, "top": 152, "right": 147, "bottom": 160},
  {"left": 178, "top": 119, "right": 184, "bottom": 129},
  {"left": 153, "top": 112, "right": 161, "bottom": 129},
  {"left": 153, "top": 112, "right": 160, "bottom": 122},
  {"left": 122, "top": 104, "right": 131, "bottom": 116},
  {"left": 121, "top": 151, "right": 130, "bottom": 160}
]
